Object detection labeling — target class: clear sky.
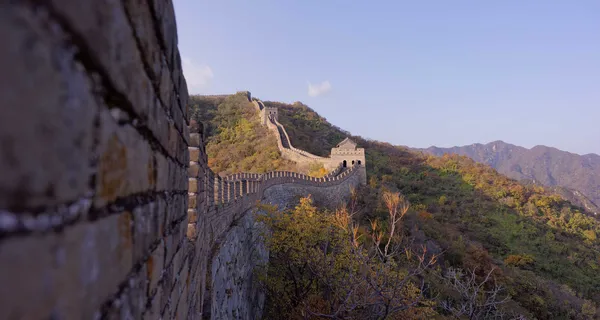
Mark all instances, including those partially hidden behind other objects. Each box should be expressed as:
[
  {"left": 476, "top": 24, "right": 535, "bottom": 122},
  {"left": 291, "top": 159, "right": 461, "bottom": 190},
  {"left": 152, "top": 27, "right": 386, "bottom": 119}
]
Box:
[{"left": 173, "top": 1, "right": 600, "bottom": 155}]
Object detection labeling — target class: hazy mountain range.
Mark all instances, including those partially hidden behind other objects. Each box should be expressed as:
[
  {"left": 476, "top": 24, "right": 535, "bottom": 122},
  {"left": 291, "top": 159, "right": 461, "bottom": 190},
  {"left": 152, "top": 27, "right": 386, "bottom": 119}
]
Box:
[{"left": 422, "top": 141, "right": 600, "bottom": 214}]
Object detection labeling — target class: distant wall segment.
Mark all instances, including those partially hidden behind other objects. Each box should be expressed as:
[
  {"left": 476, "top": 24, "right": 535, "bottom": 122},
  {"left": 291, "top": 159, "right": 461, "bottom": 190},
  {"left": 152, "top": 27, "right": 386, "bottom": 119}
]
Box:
[{"left": 252, "top": 94, "right": 367, "bottom": 185}]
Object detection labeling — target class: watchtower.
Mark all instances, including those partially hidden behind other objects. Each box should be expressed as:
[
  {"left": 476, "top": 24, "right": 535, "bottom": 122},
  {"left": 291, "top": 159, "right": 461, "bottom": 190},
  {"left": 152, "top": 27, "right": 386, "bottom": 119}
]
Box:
[
  {"left": 330, "top": 138, "right": 367, "bottom": 184},
  {"left": 261, "top": 107, "right": 278, "bottom": 125}
]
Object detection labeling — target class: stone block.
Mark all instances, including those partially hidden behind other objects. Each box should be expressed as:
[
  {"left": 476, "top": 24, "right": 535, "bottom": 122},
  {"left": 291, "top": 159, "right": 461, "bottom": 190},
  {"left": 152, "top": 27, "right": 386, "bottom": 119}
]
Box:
[
  {"left": 170, "top": 93, "right": 187, "bottom": 142},
  {"left": 0, "top": 212, "right": 135, "bottom": 319},
  {"left": 188, "top": 178, "right": 198, "bottom": 193},
  {"left": 188, "top": 161, "right": 200, "bottom": 178},
  {"left": 150, "top": 0, "right": 178, "bottom": 68},
  {"left": 50, "top": 0, "right": 155, "bottom": 121},
  {"left": 132, "top": 201, "right": 160, "bottom": 263},
  {"left": 144, "top": 285, "right": 162, "bottom": 320},
  {"left": 94, "top": 111, "right": 154, "bottom": 208},
  {"left": 189, "top": 147, "right": 200, "bottom": 162},
  {"left": 188, "top": 192, "right": 197, "bottom": 209},
  {"left": 146, "top": 97, "right": 187, "bottom": 164},
  {"left": 122, "top": 0, "right": 163, "bottom": 81},
  {"left": 102, "top": 263, "right": 147, "bottom": 320},
  {"left": 189, "top": 133, "right": 201, "bottom": 148},
  {"left": 164, "top": 229, "right": 183, "bottom": 267},
  {"left": 147, "top": 239, "right": 165, "bottom": 297},
  {"left": 159, "top": 261, "right": 174, "bottom": 314},
  {"left": 187, "top": 223, "right": 197, "bottom": 240},
  {"left": 0, "top": 7, "right": 97, "bottom": 210}
]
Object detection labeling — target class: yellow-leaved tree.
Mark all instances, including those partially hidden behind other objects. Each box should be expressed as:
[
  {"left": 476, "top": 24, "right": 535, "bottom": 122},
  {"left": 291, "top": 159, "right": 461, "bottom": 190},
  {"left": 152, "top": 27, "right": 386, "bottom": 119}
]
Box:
[{"left": 256, "top": 193, "right": 438, "bottom": 319}]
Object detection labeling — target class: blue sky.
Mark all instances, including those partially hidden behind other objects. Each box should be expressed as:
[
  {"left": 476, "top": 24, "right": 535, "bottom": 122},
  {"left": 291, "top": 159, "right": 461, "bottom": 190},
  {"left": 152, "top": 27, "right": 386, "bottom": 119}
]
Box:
[{"left": 174, "top": 1, "right": 600, "bottom": 155}]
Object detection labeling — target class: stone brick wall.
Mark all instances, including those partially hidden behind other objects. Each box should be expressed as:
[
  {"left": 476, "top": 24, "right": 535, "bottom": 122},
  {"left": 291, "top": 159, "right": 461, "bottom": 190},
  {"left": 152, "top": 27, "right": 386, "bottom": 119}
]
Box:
[{"left": 0, "top": 1, "right": 193, "bottom": 319}]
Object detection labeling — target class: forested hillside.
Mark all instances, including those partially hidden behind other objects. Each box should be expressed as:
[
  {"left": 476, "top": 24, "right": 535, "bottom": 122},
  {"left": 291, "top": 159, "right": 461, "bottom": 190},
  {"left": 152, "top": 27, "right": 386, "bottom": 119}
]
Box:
[
  {"left": 423, "top": 141, "right": 600, "bottom": 213},
  {"left": 275, "top": 101, "right": 600, "bottom": 319},
  {"left": 188, "top": 93, "right": 298, "bottom": 175},
  {"left": 192, "top": 95, "right": 600, "bottom": 319}
]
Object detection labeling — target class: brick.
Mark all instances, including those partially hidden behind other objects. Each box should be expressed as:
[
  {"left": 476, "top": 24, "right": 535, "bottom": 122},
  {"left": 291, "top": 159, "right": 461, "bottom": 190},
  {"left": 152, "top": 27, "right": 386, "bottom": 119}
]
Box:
[
  {"left": 159, "top": 261, "right": 174, "bottom": 313},
  {"left": 187, "top": 223, "right": 197, "bottom": 240},
  {"left": 149, "top": 0, "right": 178, "bottom": 68},
  {"left": 189, "top": 133, "right": 201, "bottom": 148},
  {"left": 164, "top": 232, "right": 180, "bottom": 268},
  {"left": 0, "top": 6, "right": 97, "bottom": 210},
  {"left": 132, "top": 201, "right": 160, "bottom": 263},
  {"left": 155, "top": 152, "right": 169, "bottom": 191},
  {"left": 188, "top": 161, "right": 200, "bottom": 178},
  {"left": 188, "top": 193, "right": 197, "bottom": 209},
  {"left": 147, "top": 97, "right": 188, "bottom": 164},
  {"left": 94, "top": 111, "right": 154, "bottom": 208},
  {"left": 122, "top": 0, "right": 163, "bottom": 82},
  {"left": 159, "top": 59, "right": 174, "bottom": 115},
  {"left": 189, "top": 147, "right": 200, "bottom": 162},
  {"left": 50, "top": 0, "right": 154, "bottom": 121},
  {"left": 0, "top": 212, "right": 134, "bottom": 319},
  {"left": 188, "top": 178, "right": 198, "bottom": 193},
  {"left": 173, "top": 259, "right": 190, "bottom": 319},
  {"left": 144, "top": 285, "right": 162, "bottom": 320},
  {"left": 170, "top": 92, "right": 187, "bottom": 142},
  {"left": 147, "top": 239, "right": 165, "bottom": 297},
  {"left": 168, "top": 193, "right": 187, "bottom": 223},
  {"left": 183, "top": 122, "right": 191, "bottom": 141},
  {"left": 102, "top": 264, "right": 147, "bottom": 320},
  {"left": 179, "top": 75, "right": 189, "bottom": 119}
]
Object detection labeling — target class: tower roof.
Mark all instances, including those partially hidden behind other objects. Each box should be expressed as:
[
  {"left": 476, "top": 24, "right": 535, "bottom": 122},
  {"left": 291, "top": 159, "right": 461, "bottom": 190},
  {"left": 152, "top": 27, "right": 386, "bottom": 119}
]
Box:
[{"left": 336, "top": 138, "right": 357, "bottom": 149}]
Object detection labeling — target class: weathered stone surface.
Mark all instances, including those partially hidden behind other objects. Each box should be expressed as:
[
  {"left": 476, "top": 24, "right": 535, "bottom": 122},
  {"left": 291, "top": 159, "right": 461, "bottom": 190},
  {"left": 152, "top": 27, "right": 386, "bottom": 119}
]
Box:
[
  {"left": 94, "top": 111, "right": 154, "bottom": 208},
  {"left": 187, "top": 223, "right": 198, "bottom": 240},
  {"left": 0, "top": 6, "right": 96, "bottom": 211},
  {"left": 188, "top": 178, "right": 199, "bottom": 194},
  {"left": 147, "top": 240, "right": 165, "bottom": 297},
  {"left": 0, "top": 1, "right": 192, "bottom": 319},
  {"left": 189, "top": 147, "right": 200, "bottom": 162},
  {"left": 188, "top": 161, "right": 200, "bottom": 178},
  {"left": 49, "top": 0, "right": 153, "bottom": 120},
  {"left": 211, "top": 209, "right": 268, "bottom": 320},
  {"left": 189, "top": 133, "right": 201, "bottom": 148},
  {"left": 0, "top": 212, "right": 134, "bottom": 319}
]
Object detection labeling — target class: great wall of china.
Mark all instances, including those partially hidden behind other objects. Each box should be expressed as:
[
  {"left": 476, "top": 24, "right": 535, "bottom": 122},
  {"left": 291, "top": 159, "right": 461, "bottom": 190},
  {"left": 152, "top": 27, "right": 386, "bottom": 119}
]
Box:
[
  {"left": 0, "top": 1, "right": 366, "bottom": 319},
  {"left": 251, "top": 98, "right": 367, "bottom": 177}
]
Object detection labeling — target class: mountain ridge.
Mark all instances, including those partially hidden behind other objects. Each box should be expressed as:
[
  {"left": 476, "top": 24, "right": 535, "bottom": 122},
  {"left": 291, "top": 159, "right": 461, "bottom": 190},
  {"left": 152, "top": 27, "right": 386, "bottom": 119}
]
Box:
[{"left": 421, "top": 140, "right": 600, "bottom": 213}]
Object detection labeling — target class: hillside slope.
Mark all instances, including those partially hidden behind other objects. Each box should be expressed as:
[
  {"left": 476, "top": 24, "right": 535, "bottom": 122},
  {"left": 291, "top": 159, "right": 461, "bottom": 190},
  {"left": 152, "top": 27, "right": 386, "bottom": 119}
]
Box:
[
  {"left": 255, "top": 100, "right": 600, "bottom": 319},
  {"left": 422, "top": 141, "right": 600, "bottom": 212},
  {"left": 189, "top": 93, "right": 298, "bottom": 175}
]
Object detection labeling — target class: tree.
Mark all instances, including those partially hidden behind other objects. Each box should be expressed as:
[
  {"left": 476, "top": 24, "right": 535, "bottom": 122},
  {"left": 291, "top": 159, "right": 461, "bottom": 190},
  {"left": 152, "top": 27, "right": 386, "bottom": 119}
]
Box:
[
  {"left": 441, "top": 267, "right": 522, "bottom": 320},
  {"left": 371, "top": 191, "right": 410, "bottom": 261},
  {"left": 257, "top": 196, "right": 438, "bottom": 319}
]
